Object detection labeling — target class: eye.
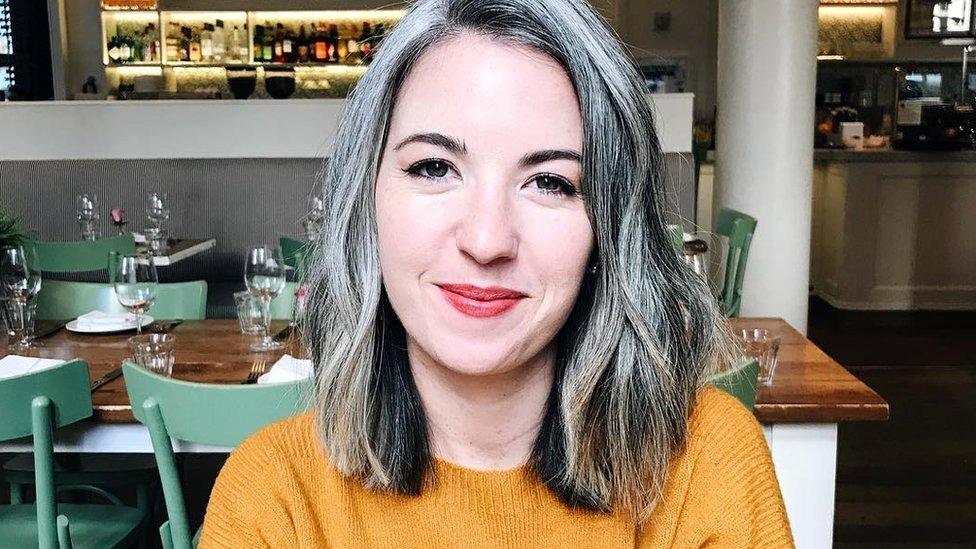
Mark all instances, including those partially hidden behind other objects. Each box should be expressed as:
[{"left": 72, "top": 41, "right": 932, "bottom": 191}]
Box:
[
  {"left": 403, "top": 159, "right": 455, "bottom": 180},
  {"left": 530, "top": 173, "right": 579, "bottom": 197}
]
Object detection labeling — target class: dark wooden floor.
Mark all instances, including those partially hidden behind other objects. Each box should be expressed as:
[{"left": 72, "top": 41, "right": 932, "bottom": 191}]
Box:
[{"left": 806, "top": 296, "right": 976, "bottom": 548}]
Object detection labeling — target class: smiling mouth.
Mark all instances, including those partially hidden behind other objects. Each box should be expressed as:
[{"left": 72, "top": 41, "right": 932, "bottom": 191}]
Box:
[{"left": 436, "top": 283, "right": 527, "bottom": 318}]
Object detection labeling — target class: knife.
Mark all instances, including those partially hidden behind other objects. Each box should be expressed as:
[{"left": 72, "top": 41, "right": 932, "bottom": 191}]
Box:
[
  {"left": 90, "top": 367, "right": 123, "bottom": 392},
  {"left": 272, "top": 324, "right": 294, "bottom": 342},
  {"left": 33, "top": 320, "right": 67, "bottom": 339},
  {"left": 149, "top": 319, "right": 183, "bottom": 333}
]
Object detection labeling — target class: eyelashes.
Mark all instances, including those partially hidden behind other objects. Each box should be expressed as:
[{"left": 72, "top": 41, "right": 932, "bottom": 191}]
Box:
[{"left": 401, "top": 158, "right": 581, "bottom": 198}]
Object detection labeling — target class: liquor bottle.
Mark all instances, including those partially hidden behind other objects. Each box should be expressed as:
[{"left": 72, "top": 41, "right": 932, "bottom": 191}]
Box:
[
  {"left": 230, "top": 25, "right": 245, "bottom": 62},
  {"left": 118, "top": 32, "right": 131, "bottom": 63},
  {"left": 201, "top": 23, "right": 214, "bottom": 62},
  {"left": 328, "top": 24, "right": 340, "bottom": 62},
  {"left": 358, "top": 22, "right": 372, "bottom": 61},
  {"left": 313, "top": 23, "right": 329, "bottom": 62},
  {"left": 189, "top": 27, "right": 202, "bottom": 63},
  {"left": 253, "top": 25, "right": 265, "bottom": 62},
  {"left": 213, "top": 19, "right": 226, "bottom": 62},
  {"left": 284, "top": 28, "right": 296, "bottom": 63},
  {"left": 107, "top": 35, "right": 120, "bottom": 64},
  {"left": 336, "top": 27, "right": 348, "bottom": 62},
  {"left": 366, "top": 23, "right": 384, "bottom": 64},
  {"left": 262, "top": 22, "right": 274, "bottom": 62},
  {"left": 345, "top": 24, "right": 361, "bottom": 65},
  {"left": 273, "top": 23, "right": 285, "bottom": 63},
  {"left": 297, "top": 24, "right": 309, "bottom": 63},
  {"left": 180, "top": 27, "right": 191, "bottom": 62}
]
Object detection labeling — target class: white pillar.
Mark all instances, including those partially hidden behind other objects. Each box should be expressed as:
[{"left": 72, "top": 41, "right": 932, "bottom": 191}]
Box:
[{"left": 715, "top": 0, "right": 818, "bottom": 333}]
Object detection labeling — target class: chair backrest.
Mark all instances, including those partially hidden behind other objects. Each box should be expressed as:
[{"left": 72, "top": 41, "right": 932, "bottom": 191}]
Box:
[
  {"left": 122, "top": 362, "right": 312, "bottom": 549},
  {"left": 707, "top": 358, "right": 759, "bottom": 410},
  {"left": 714, "top": 208, "right": 758, "bottom": 317},
  {"left": 279, "top": 236, "right": 309, "bottom": 277},
  {"left": 665, "top": 224, "right": 684, "bottom": 254},
  {"left": 269, "top": 281, "right": 299, "bottom": 320},
  {"left": 0, "top": 360, "right": 93, "bottom": 548},
  {"left": 30, "top": 235, "right": 136, "bottom": 273},
  {"left": 35, "top": 280, "right": 208, "bottom": 320}
]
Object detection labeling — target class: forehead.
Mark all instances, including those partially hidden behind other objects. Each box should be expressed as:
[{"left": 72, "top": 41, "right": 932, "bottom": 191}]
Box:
[{"left": 388, "top": 33, "right": 583, "bottom": 151}]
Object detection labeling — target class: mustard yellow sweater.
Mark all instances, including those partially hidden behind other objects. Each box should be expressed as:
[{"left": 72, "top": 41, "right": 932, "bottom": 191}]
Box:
[{"left": 199, "top": 386, "right": 794, "bottom": 548}]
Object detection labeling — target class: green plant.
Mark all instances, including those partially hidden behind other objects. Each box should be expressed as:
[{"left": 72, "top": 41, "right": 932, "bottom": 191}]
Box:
[{"left": 0, "top": 207, "right": 28, "bottom": 248}]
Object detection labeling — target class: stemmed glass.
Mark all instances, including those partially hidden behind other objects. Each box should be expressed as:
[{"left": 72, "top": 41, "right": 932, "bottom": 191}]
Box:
[
  {"left": 114, "top": 254, "right": 158, "bottom": 335},
  {"left": 245, "top": 245, "right": 286, "bottom": 351},
  {"left": 76, "top": 193, "right": 100, "bottom": 241},
  {"left": 146, "top": 192, "right": 170, "bottom": 230},
  {"left": 302, "top": 195, "right": 324, "bottom": 241},
  {"left": 0, "top": 245, "right": 42, "bottom": 350}
]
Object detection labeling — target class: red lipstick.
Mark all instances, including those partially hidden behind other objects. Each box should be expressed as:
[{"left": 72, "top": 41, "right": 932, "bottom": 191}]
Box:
[{"left": 437, "top": 283, "right": 526, "bottom": 318}]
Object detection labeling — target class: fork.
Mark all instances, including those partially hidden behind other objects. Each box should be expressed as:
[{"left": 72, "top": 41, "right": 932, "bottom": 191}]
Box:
[{"left": 243, "top": 359, "right": 268, "bottom": 385}]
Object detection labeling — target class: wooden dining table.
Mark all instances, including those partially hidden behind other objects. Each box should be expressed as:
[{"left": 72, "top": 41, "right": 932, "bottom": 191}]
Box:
[{"left": 0, "top": 317, "right": 886, "bottom": 549}]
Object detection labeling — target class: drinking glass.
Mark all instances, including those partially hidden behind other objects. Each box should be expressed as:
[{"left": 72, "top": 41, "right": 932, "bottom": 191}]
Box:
[
  {"left": 0, "top": 245, "right": 42, "bottom": 350},
  {"left": 76, "top": 193, "right": 100, "bottom": 240},
  {"left": 736, "top": 328, "right": 782, "bottom": 385},
  {"left": 114, "top": 254, "right": 158, "bottom": 335},
  {"left": 143, "top": 227, "right": 169, "bottom": 256},
  {"left": 244, "top": 246, "right": 286, "bottom": 351},
  {"left": 234, "top": 290, "right": 264, "bottom": 334},
  {"left": 128, "top": 334, "right": 176, "bottom": 376},
  {"left": 146, "top": 192, "right": 170, "bottom": 229}
]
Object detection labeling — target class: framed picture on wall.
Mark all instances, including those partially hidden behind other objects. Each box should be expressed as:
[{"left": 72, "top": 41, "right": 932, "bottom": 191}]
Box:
[{"left": 905, "top": 0, "right": 976, "bottom": 39}]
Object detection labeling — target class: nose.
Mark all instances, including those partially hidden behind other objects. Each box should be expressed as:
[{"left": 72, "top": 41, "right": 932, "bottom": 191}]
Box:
[{"left": 455, "top": 183, "right": 518, "bottom": 266}]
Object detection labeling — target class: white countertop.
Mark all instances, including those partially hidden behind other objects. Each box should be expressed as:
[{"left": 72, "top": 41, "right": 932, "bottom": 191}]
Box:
[{"left": 0, "top": 93, "right": 694, "bottom": 160}]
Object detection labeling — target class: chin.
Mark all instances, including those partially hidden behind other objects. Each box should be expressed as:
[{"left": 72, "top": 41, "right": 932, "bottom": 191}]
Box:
[{"left": 425, "top": 336, "right": 526, "bottom": 377}]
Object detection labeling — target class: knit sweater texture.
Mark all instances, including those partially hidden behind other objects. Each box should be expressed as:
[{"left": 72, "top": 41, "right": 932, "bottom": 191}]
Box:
[{"left": 199, "top": 385, "right": 794, "bottom": 548}]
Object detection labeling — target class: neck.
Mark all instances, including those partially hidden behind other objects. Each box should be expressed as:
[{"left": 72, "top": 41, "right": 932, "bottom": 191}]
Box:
[{"left": 407, "top": 340, "right": 554, "bottom": 471}]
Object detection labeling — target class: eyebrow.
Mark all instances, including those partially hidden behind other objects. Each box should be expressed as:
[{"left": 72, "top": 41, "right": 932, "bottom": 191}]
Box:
[{"left": 392, "top": 131, "right": 582, "bottom": 168}]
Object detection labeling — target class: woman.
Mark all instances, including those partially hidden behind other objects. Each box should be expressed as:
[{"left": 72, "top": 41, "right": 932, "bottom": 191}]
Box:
[{"left": 201, "top": 0, "right": 793, "bottom": 546}]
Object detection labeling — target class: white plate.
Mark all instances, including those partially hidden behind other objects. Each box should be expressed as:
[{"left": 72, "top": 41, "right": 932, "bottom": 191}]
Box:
[{"left": 66, "top": 315, "right": 154, "bottom": 334}]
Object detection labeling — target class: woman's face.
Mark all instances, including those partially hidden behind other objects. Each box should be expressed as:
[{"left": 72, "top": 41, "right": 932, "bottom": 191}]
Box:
[{"left": 375, "top": 33, "right": 593, "bottom": 376}]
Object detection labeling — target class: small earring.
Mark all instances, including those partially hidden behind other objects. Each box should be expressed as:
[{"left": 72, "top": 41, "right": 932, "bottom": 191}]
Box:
[{"left": 589, "top": 261, "right": 599, "bottom": 275}]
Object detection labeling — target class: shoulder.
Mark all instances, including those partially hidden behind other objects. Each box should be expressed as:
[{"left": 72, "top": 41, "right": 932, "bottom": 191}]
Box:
[
  {"left": 687, "top": 385, "right": 767, "bottom": 452},
  {"left": 671, "top": 386, "right": 794, "bottom": 547},
  {"left": 199, "top": 411, "right": 327, "bottom": 547}
]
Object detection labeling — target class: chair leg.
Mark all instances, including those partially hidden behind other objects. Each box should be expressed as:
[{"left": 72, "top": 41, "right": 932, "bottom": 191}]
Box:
[
  {"left": 136, "top": 481, "right": 153, "bottom": 549},
  {"left": 9, "top": 482, "right": 23, "bottom": 504}
]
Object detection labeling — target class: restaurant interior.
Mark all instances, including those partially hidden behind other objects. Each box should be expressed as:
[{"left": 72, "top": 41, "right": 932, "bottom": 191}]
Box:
[{"left": 0, "top": 0, "right": 973, "bottom": 547}]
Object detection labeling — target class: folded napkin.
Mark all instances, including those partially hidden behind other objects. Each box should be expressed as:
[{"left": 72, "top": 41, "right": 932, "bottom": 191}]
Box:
[
  {"left": 0, "top": 355, "right": 65, "bottom": 380},
  {"left": 257, "top": 354, "right": 313, "bottom": 385},
  {"left": 76, "top": 310, "right": 138, "bottom": 330}
]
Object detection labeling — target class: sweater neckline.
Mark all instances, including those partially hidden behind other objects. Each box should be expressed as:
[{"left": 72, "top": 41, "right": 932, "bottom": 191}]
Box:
[{"left": 432, "top": 455, "right": 533, "bottom": 477}]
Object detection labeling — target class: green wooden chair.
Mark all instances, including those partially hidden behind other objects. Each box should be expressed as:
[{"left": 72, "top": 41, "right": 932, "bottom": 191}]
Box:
[
  {"left": 35, "top": 280, "right": 208, "bottom": 320},
  {"left": 0, "top": 360, "right": 144, "bottom": 548},
  {"left": 30, "top": 235, "right": 136, "bottom": 273},
  {"left": 279, "top": 236, "right": 313, "bottom": 282},
  {"left": 707, "top": 358, "right": 760, "bottom": 410},
  {"left": 123, "top": 361, "right": 313, "bottom": 549},
  {"left": 665, "top": 224, "right": 684, "bottom": 254},
  {"left": 268, "top": 281, "right": 300, "bottom": 320},
  {"left": 714, "top": 208, "right": 758, "bottom": 318}
]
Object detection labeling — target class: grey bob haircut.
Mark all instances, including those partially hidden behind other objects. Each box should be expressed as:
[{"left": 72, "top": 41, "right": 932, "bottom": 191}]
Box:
[{"left": 301, "top": 0, "right": 737, "bottom": 521}]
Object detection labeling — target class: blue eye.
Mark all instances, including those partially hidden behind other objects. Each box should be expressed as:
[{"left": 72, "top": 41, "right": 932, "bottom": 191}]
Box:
[{"left": 404, "top": 159, "right": 453, "bottom": 180}]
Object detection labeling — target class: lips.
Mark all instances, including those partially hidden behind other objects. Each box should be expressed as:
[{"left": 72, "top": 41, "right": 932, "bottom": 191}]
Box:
[{"left": 436, "top": 283, "right": 526, "bottom": 318}]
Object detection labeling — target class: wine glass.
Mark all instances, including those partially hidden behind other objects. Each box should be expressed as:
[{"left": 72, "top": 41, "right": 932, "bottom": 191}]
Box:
[
  {"left": 0, "top": 245, "right": 42, "bottom": 349},
  {"left": 244, "top": 246, "right": 286, "bottom": 351},
  {"left": 114, "top": 254, "right": 158, "bottom": 335},
  {"left": 76, "top": 193, "right": 100, "bottom": 241},
  {"left": 146, "top": 192, "right": 170, "bottom": 230}
]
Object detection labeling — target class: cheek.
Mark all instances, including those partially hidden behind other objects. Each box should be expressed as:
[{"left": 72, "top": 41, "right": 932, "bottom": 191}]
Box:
[
  {"left": 375, "top": 176, "right": 449, "bottom": 282},
  {"left": 519, "top": 208, "right": 594, "bottom": 299}
]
